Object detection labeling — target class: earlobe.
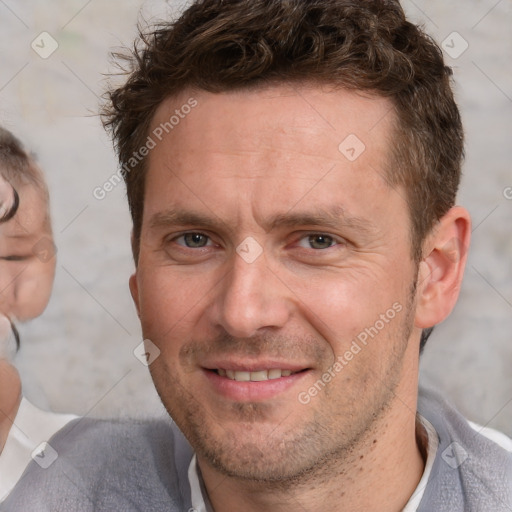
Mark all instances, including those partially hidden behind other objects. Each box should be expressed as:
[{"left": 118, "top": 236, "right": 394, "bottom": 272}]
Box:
[{"left": 415, "top": 206, "right": 471, "bottom": 330}]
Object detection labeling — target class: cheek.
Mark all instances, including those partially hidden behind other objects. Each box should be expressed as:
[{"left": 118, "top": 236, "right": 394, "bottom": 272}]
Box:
[
  {"left": 289, "top": 269, "right": 402, "bottom": 347},
  {"left": 0, "top": 264, "right": 23, "bottom": 315},
  {"left": 137, "top": 268, "right": 209, "bottom": 349},
  {"left": 0, "top": 288, "right": 14, "bottom": 313},
  {"left": 16, "top": 264, "right": 55, "bottom": 320}
]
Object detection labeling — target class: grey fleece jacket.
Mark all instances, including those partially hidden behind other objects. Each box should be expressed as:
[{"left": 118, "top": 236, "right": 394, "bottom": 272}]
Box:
[{"left": 1, "top": 387, "right": 511, "bottom": 511}]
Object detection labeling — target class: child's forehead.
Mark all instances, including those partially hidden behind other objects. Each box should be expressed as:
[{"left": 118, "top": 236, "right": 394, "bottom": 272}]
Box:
[{"left": 0, "top": 183, "right": 52, "bottom": 240}]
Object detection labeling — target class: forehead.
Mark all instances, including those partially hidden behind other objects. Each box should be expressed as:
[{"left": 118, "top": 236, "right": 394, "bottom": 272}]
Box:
[
  {"left": 151, "top": 84, "right": 395, "bottom": 158},
  {"left": 144, "top": 84, "right": 402, "bottom": 230},
  {"left": 0, "top": 184, "right": 50, "bottom": 240}
]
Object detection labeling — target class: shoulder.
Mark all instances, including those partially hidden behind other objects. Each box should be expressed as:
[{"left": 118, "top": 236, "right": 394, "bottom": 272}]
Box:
[
  {"left": 1, "top": 417, "right": 193, "bottom": 512},
  {"left": 466, "top": 420, "right": 512, "bottom": 452},
  {"left": 418, "top": 387, "right": 512, "bottom": 511}
]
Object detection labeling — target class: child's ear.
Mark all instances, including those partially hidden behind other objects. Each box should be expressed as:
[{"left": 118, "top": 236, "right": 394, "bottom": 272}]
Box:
[{"left": 415, "top": 206, "right": 471, "bottom": 329}]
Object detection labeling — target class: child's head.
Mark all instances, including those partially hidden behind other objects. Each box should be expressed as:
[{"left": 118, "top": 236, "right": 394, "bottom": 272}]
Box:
[{"left": 0, "top": 128, "right": 55, "bottom": 326}]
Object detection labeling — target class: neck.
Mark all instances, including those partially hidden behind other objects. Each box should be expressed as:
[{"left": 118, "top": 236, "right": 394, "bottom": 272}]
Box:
[{"left": 199, "top": 374, "right": 425, "bottom": 512}]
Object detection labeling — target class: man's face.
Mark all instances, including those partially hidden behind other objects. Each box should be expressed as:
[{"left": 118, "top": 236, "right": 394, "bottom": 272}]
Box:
[
  {"left": 0, "top": 183, "right": 55, "bottom": 321},
  {"left": 131, "top": 85, "right": 422, "bottom": 481}
]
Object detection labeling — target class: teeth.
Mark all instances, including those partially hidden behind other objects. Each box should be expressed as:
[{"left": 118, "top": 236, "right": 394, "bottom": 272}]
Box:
[
  {"left": 235, "top": 371, "right": 251, "bottom": 382},
  {"left": 268, "top": 369, "right": 282, "bottom": 380},
  {"left": 217, "top": 369, "right": 296, "bottom": 381},
  {"left": 250, "top": 370, "right": 268, "bottom": 382}
]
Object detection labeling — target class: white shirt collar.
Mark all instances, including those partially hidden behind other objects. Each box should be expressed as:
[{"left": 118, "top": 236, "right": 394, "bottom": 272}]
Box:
[{"left": 402, "top": 415, "right": 439, "bottom": 511}]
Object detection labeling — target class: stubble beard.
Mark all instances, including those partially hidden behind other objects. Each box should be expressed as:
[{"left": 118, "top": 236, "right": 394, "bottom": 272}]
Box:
[{"left": 148, "top": 282, "right": 417, "bottom": 488}]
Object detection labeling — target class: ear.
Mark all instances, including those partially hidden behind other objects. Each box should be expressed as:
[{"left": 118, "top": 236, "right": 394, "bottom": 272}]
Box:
[
  {"left": 415, "top": 206, "right": 471, "bottom": 329},
  {"left": 129, "top": 231, "right": 141, "bottom": 318},
  {"left": 129, "top": 273, "right": 140, "bottom": 318}
]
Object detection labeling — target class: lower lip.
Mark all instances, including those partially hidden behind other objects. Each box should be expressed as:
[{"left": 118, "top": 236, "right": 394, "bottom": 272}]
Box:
[{"left": 203, "top": 369, "right": 310, "bottom": 402}]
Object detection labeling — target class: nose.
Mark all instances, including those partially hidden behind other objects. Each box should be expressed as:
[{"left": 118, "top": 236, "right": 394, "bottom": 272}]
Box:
[{"left": 211, "top": 251, "right": 292, "bottom": 338}]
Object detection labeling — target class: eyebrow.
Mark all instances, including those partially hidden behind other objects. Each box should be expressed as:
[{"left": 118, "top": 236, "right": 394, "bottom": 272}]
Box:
[
  {"left": 149, "top": 210, "right": 228, "bottom": 231},
  {"left": 4, "top": 233, "right": 33, "bottom": 240},
  {"left": 148, "top": 206, "right": 377, "bottom": 236},
  {"left": 265, "top": 208, "right": 377, "bottom": 235}
]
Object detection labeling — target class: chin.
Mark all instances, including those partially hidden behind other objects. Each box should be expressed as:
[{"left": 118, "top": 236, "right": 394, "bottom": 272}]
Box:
[
  {"left": 177, "top": 403, "right": 338, "bottom": 483},
  {"left": 198, "top": 434, "right": 313, "bottom": 482}
]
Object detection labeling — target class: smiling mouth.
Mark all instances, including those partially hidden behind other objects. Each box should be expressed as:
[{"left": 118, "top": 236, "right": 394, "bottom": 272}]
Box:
[{"left": 213, "top": 369, "right": 305, "bottom": 382}]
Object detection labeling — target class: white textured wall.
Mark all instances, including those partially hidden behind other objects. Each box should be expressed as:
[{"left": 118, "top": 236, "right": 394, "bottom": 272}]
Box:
[{"left": 0, "top": 0, "right": 510, "bottom": 434}]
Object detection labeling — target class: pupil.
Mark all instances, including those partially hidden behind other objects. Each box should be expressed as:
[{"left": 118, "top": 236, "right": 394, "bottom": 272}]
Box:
[
  {"left": 310, "top": 235, "right": 332, "bottom": 249},
  {"left": 186, "top": 233, "right": 206, "bottom": 247}
]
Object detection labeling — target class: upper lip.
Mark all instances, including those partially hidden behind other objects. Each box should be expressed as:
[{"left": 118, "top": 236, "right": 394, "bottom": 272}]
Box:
[{"left": 202, "top": 360, "right": 310, "bottom": 372}]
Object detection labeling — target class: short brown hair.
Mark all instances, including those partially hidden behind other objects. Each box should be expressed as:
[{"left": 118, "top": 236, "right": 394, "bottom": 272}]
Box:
[
  {"left": 0, "top": 127, "right": 49, "bottom": 222},
  {"left": 103, "top": 0, "right": 463, "bottom": 266}
]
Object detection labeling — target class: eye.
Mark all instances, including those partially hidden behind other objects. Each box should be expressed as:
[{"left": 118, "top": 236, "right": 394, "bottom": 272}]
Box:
[
  {"left": 0, "top": 255, "right": 30, "bottom": 262},
  {"left": 297, "top": 234, "right": 338, "bottom": 250},
  {"left": 175, "top": 233, "right": 212, "bottom": 248}
]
